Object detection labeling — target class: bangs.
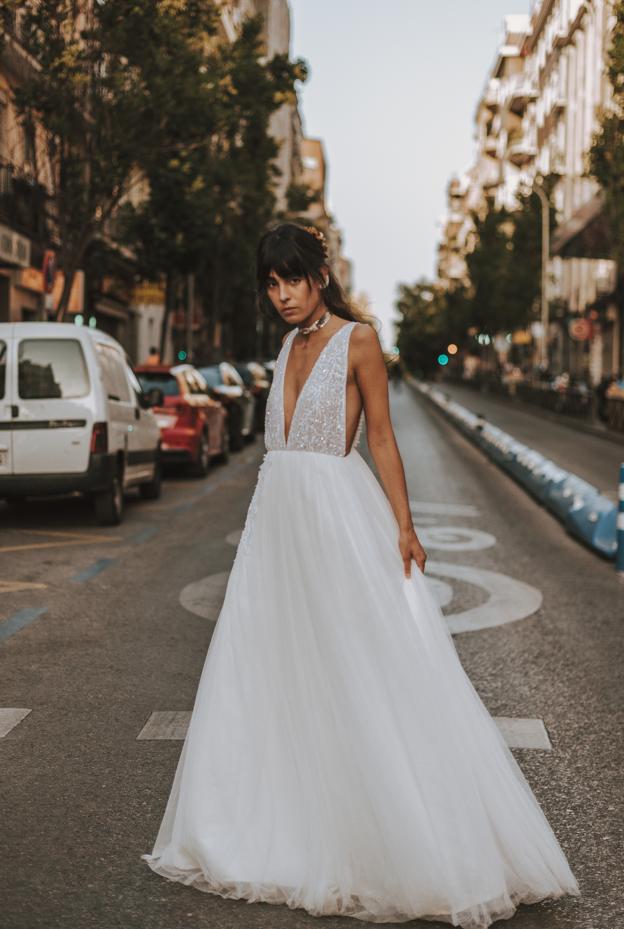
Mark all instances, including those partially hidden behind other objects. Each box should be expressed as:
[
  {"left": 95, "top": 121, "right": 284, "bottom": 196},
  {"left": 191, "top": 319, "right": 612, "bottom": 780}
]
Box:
[{"left": 257, "top": 234, "right": 317, "bottom": 289}]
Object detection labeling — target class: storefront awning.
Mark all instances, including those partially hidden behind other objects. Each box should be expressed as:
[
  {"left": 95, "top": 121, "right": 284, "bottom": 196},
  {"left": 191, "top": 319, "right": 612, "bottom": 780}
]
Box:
[{"left": 551, "top": 191, "right": 610, "bottom": 259}]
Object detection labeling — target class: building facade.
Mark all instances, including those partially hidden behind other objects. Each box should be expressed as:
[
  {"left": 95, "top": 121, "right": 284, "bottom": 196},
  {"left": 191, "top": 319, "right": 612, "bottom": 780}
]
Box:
[{"left": 438, "top": 1, "right": 620, "bottom": 384}]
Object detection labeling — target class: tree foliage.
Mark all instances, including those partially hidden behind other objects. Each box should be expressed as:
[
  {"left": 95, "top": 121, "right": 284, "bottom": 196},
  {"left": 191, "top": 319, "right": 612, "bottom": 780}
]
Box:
[
  {"left": 1, "top": 0, "right": 307, "bottom": 348},
  {"left": 395, "top": 280, "right": 450, "bottom": 377},
  {"left": 588, "top": 0, "right": 624, "bottom": 279}
]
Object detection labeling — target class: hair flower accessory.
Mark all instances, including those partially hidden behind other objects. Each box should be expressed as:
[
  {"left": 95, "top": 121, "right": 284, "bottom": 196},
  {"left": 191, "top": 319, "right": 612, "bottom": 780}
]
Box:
[{"left": 304, "top": 225, "right": 329, "bottom": 259}]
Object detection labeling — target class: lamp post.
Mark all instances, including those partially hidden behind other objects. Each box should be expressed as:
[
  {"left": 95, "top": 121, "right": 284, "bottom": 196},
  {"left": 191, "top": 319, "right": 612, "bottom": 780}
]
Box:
[{"left": 532, "top": 180, "right": 550, "bottom": 370}]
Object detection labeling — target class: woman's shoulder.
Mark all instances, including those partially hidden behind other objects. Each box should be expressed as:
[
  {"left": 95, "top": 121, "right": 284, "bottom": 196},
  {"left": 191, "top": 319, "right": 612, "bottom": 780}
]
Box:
[{"left": 350, "top": 321, "right": 381, "bottom": 349}]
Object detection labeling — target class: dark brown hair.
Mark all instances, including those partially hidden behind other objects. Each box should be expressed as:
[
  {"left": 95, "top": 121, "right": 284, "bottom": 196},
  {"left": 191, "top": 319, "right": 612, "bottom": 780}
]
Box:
[{"left": 255, "top": 222, "right": 378, "bottom": 329}]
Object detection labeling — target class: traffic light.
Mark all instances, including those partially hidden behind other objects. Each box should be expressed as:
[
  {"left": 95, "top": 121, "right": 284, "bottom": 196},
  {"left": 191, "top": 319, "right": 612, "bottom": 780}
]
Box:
[
  {"left": 177, "top": 350, "right": 187, "bottom": 361},
  {"left": 437, "top": 353, "right": 449, "bottom": 366}
]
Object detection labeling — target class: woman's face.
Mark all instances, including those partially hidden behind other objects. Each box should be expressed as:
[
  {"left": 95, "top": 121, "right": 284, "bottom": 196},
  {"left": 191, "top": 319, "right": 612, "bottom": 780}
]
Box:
[{"left": 265, "top": 268, "right": 326, "bottom": 325}]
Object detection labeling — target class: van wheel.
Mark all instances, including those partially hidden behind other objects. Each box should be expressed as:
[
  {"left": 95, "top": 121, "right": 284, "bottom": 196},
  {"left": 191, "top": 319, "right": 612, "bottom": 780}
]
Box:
[
  {"left": 140, "top": 456, "right": 162, "bottom": 500},
  {"left": 94, "top": 468, "right": 124, "bottom": 525},
  {"left": 189, "top": 432, "right": 210, "bottom": 478}
]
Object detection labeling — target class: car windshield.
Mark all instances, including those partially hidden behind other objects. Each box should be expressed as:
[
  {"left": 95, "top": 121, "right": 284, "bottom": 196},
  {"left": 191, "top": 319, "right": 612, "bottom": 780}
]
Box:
[
  {"left": 197, "top": 367, "right": 221, "bottom": 388},
  {"left": 137, "top": 372, "right": 180, "bottom": 396},
  {"left": 233, "top": 364, "right": 253, "bottom": 386}
]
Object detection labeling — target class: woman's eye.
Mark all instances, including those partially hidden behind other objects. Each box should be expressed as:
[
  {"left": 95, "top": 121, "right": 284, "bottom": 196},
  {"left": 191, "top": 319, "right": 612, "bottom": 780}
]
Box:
[{"left": 289, "top": 277, "right": 301, "bottom": 285}]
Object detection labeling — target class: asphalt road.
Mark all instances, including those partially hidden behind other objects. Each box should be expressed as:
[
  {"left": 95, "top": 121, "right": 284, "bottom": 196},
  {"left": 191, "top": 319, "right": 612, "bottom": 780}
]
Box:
[
  {"left": 0, "top": 382, "right": 622, "bottom": 929},
  {"left": 432, "top": 380, "right": 623, "bottom": 501}
]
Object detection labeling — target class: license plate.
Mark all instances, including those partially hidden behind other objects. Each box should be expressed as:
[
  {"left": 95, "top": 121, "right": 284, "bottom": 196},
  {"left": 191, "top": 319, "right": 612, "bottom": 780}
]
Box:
[{"left": 156, "top": 416, "right": 176, "bottom": 430}]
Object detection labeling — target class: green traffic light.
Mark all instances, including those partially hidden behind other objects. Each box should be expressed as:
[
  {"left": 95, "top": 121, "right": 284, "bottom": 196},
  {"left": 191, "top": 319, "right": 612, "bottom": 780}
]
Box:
[
  {"left": 178, "top": 350, "right": 187, "bottom": 361},
  {"left": 437, "top": 353, "right": 449, "bottom": 366}
]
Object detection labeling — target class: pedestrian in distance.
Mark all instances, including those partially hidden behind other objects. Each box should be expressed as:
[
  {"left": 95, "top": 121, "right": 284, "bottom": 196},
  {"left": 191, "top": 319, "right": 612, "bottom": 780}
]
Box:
[{"left": 142, "top": 222, "right": 580, "bottom": 927}]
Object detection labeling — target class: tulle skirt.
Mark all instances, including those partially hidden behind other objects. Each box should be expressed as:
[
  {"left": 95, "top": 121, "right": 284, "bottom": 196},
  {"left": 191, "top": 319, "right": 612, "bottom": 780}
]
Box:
[{"left": 141, "top": 447, "right": 580, "bottom": 928}]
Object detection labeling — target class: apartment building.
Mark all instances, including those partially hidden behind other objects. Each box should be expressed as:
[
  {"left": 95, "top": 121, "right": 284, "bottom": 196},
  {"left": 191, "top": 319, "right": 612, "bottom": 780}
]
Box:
[{"left": 438, "top": 1, "right": 620, "bottom": 383}]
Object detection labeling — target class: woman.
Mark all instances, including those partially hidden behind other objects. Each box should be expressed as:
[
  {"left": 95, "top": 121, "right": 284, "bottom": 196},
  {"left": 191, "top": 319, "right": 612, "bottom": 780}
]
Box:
[{"left": 142, "top": 222, "right": 580, "bottom": 927}]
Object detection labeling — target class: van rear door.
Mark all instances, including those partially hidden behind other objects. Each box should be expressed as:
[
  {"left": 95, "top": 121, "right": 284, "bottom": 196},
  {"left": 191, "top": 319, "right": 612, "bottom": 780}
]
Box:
[
  {"left": 13, "top": 336, "right": 93, "bottom": 474},
  {"left": 0, "top": 335, "right": 13, "bottom": 475}
]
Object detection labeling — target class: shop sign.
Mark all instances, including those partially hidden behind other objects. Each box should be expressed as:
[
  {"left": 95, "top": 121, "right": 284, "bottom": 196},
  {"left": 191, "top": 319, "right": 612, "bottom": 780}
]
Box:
[{"left": 568, "top": 317, "right": 592, "bottom": 341}]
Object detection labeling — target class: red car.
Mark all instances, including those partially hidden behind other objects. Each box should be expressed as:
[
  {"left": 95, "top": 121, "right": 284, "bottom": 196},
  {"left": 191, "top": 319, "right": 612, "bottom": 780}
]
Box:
[{"left": 135, "top": 364, "right": 228, "bottom": 476}]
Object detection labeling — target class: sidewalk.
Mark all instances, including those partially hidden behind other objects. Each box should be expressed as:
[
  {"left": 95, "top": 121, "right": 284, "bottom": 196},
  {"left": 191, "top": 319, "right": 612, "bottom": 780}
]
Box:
[{"left": 425, "top": 380, "right": 623, "bottom": 503}]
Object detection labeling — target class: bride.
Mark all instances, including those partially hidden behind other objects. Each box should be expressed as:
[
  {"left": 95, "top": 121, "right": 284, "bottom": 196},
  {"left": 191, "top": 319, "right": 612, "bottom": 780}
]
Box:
[{"left": 141, "top": 222, "right": 580, "bottom": 927}]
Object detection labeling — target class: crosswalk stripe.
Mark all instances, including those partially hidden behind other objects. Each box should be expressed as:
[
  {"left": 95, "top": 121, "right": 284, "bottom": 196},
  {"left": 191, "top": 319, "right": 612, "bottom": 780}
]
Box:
[
  {"left": 136, "top": 711, "right": 552, "bottom": 749},
  {"left": 0, "top": 708, "right": 32, "bottom": 737}
]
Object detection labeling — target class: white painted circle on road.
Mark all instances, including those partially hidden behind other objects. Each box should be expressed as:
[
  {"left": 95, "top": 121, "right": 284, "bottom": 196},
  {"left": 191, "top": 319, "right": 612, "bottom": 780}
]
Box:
[
  {"left": 180, "top": 571, "right": 229, "bottom": 621},
  {"left": 419, "top": 526, "right": 496, "bottom": 552},
  {"left": 425, "top": 576, "right": 454, "bottom": 608},
  {"left": 426, "top": 560, "right": 542, "bottom": 634}
]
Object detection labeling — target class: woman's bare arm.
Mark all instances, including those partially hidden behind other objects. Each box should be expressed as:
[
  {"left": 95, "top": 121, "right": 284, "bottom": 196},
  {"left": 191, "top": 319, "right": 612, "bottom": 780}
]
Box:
[{"left": 351, "top": 323, "right": 427, "bottom": 577}]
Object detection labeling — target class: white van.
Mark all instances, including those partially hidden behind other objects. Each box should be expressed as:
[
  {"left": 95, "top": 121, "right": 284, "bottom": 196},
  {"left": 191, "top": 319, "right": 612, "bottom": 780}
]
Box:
[{"left": 0, "top": 322, "right": 162, "bottom": 524}]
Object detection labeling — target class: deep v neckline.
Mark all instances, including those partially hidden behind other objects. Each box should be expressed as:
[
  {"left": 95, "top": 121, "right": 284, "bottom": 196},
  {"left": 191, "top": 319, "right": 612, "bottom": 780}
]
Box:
[{"left": 282, "top": 323, "right": 350, "bottom": 446}]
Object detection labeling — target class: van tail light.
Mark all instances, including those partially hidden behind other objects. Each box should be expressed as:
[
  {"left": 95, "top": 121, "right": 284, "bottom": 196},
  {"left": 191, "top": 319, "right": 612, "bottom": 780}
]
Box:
[{"left": 90, "top": 422, "right": 108, "bottom": 454}]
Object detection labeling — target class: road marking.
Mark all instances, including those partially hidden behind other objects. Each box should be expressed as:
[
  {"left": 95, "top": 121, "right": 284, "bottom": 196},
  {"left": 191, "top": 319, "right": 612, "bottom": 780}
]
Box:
[
  {"left": 0, "top": 607, "right": 48, "bottom": 643},
  {"left": 426, "top": 561, "right": 543, "bottom": 634},
  {"left": 425, "top": 576, "right": 454, "bottom": 608},
  {"left": 419, "top": 527, "right": 496, "bottom": 552},
  {"left": 0, "top": 708, "right": 32, "bottom": 738},
  {"left": 137, "top": 710, "right": 551, "bottom": 750},
  {"left": 495, "top": 717, "right": 552, "bottom": 750},
  {"left": 137, "top": 711, "right": 192, "bottom": 740},
  {"left": 0, "top": 529, "right": 121, "bottom": 554},
  {"left": 410, "top": 501, "right": 480, "bottom": 517},
  {"left": 71, "top": 558, "right": 116, "bottom": 583},
  {"left": 127, "top": 526, "right": 159, "bottom": 545},
  {"left": 0, "top": 580, "right": 48, "bottom": 593},
  {"left": 180, "top": 571, "right": 230, "bottom": 621},
  {"left": 181, "top": 561, "right": 541, "bottom": 635}
]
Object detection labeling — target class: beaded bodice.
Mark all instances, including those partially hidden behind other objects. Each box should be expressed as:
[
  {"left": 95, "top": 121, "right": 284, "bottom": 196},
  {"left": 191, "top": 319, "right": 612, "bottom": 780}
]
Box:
[{"left": 264, "top": 321, "right": 364, "bottom": 457}]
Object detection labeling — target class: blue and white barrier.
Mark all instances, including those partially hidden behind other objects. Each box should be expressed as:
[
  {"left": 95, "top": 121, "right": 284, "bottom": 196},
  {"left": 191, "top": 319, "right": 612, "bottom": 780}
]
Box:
[
  {"left": 412, "top": 381, "right": 618, "bottom": 561},
  {"left": 617, "top": 464, "right": 624, "bottom": 576}
]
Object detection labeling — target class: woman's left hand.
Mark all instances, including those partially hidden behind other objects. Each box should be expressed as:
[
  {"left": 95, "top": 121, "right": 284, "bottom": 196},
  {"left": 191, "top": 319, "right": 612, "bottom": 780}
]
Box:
[{"left": 399, "top": 527, "right": 427, "bottom": 578}]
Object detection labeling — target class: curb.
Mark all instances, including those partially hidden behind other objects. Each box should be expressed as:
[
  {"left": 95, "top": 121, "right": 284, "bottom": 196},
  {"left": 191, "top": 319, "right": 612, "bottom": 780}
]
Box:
[
  {"left": 438, "top": 381, "right": 624, "bottom": 448},
  {"left": 409, "top": 378, "right": 617, "bottom": 561}
]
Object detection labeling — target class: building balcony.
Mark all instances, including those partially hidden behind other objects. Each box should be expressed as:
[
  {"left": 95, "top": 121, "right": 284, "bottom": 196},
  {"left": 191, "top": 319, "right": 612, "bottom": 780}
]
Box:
[
  {"left": 0, "top": 160, "right": 50, "bottom": 243},
  {"left": 484, "top": 135, "right": 499, "bottom": 157},
  {"left": 507, "top": 139, "right": 537, "bottom": 166},
  {"left": 0, "top": 10, "right": 39, "bottom": 80},
  {"left": 509, "top": 80, "right": 538, "bottom": 115},
  {"left": 553, "top": 29, "right": 570, "bottom": 49},
  {"left": 483, "top": 80, "right": 500, "bottom": 112}
]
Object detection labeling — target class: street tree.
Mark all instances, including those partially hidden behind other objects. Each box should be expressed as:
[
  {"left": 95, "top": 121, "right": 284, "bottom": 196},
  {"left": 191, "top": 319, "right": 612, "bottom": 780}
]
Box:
[
  {"left": 0, "top": 0, "right": 171, "bottom": 320},
  {"left": 114, "top": 12, "right": 307, "bottom": 359},
  {"left": 395, "top": 280, "right": 449, "bottom": 378},
  {"left": 589, "top": 0, "right": 624, "bottom": 306}
]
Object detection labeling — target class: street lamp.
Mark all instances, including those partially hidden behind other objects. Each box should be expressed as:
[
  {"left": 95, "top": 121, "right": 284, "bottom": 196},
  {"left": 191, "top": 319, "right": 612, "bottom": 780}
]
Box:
[{"left": 532, "top": 179, "right": 550, "bottom": 369}]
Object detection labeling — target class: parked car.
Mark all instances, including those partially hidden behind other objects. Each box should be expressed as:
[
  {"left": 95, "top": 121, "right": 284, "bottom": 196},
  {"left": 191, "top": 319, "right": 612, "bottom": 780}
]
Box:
[
  {"left": 0, "top": 322, "right": 162, "bottom": 525},
  {"left": 135, "top": 364, "right": 228, "bottom": 476},
  {"left": 196, "top": 362, "right": 255, "bottom": 451},
  {"left": 232, "top": 361, "right": 271, "bottom": 432}
]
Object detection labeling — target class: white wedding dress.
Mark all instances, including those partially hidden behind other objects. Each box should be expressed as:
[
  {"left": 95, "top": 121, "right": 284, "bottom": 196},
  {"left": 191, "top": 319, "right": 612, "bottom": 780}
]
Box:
[{"left": 141, "top": 321, "right": 580, "bottom": 927}]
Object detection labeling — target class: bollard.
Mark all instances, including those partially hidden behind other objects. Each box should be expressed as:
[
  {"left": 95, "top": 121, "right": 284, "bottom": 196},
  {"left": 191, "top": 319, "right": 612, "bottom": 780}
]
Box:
[{"left": 618, "top": 463, "right": 624, "bottom": 578}]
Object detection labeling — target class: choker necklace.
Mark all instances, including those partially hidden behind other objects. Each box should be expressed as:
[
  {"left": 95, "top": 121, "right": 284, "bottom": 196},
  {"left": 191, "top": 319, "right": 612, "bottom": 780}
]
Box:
[{"left": 298, "top": 309, "right": 331, "bottom": 337}]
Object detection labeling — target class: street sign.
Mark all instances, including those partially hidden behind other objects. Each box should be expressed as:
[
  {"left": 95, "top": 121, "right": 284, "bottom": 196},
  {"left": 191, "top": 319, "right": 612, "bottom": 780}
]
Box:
[{"left": 568, "top": 317, "right": 592, "bottom": 341}]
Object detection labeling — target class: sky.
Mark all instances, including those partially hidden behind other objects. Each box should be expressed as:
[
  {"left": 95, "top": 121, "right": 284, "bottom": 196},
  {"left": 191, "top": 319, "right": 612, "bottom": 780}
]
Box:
[{"left": 289, "top": 0, "right": 532, "bottom": 347}]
